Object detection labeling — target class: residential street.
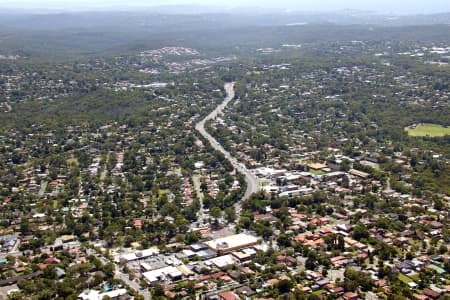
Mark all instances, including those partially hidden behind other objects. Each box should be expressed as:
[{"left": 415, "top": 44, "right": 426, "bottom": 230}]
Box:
[{"left": 195, "top": 83, "right": 260, "bottom": 215}]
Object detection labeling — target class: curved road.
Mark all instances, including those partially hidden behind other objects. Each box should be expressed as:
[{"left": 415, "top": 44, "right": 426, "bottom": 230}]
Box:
[{"left": 195, "top": 83, "right": 259, "bottom": 214}]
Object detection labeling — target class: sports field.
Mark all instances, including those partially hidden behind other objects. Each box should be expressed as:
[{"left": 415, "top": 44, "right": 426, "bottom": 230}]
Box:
[{"left": 406, "top": 124, "right": 450, "bottom": 137}]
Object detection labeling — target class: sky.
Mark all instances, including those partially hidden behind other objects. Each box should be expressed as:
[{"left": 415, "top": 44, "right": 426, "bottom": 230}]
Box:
[{"left": 1, "top": 0, "right": 449, "bottom": 14}]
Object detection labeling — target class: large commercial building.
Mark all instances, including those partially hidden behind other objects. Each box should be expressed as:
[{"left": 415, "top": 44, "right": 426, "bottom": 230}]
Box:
[{"left": 204, "top": 233, "right": 259, "bottom": 254}]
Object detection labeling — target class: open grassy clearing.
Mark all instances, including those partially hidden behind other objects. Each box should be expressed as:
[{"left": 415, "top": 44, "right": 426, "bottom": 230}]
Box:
[{"left": 406, "top": 124, "right": 450, "bottom": 137}]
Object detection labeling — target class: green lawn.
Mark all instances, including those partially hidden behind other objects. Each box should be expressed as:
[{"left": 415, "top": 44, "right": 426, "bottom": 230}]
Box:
[
  {"left": 409, "top": 274, "right": 420, "bottom": 282},
  {"left": 406, "top": 124, "right": 450, "bottom": 137},
  {"left": 313, "top": 290, "right": 324, "bottom": 295},
  {"left": 309, "top": 169, "right": 325, "bottom": 175},
  {"left": 159, "top": 189, "right": 170, "bottom": 196},
  {"left": 398, "top": 273, "right": 413, "bottom": 284},
  {"left": 67, "top": 157, "right": 79, "bottom": 166}
]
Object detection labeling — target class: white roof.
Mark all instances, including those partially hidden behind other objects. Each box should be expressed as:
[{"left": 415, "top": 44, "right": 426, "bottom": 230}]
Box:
[
  {"left": 242, "top": 248, "right": 257, "bottom": 255},
  {"left": 120, "top": 247, "right": 159, "bottom": 261},
  {"left": 255, "top": 167, "right": 285, "bottom": 176},
  {"left": 204, "top": 233, "right": 258, "bottom": 251},
  {"left": 140, "top": 262, "right": 152, "bottom": 271},
  {"left": 143, "top": 266, "right": 183, "bottom": 282},
  {"left": 182, "top": 249, "right": 196, "bottom": 257},
  {"left": 254, "top": 242, "right": 270, "bottom": 252},
  {"left": 263, "top": 186, "right": 280, "bottom": 193},
  {"left": 79, "top": 289, "right": 127, "bottom": 300},
  {"left": 285, "top": 174, "right": 301, "bottom": 181},
  {"left": 207, "top": 254, "right": 238, "bottom": 268},
  {"left": 194, "top": 161, "right": 204, "bottom": 168}
]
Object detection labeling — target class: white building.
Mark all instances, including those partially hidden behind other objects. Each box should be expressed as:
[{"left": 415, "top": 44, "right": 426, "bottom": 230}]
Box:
[
  {"left": 119, "top": 247, "right": 159, "bottom": 263},
  {"left": 204, "top": 233, "right": 259, "bottom": 254},
  {"left": 143, "top": 266, "right": 183, "bottom": 284},
  {"left": 205, "top": 254, "right": 238, "bottom": 268},
  {"left": 78, "top": 288, "right": 127, "bottom": 300}
]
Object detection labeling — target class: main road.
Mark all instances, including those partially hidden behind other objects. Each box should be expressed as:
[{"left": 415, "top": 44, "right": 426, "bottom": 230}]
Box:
[
  {"left": 115, "top": 265, "right": 151, "bottom": 300},
  {"left": 195, "top": 82, "right": 260, "bottom": 214}
]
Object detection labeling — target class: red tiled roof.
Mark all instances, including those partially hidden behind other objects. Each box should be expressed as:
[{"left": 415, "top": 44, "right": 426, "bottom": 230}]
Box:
[{"left": 219, "top": 291, "right": 237, "bottom": 300}]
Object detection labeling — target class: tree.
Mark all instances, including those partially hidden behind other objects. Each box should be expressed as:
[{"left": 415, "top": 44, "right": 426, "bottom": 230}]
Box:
[
  {"left": 7, "top": 291, "right": 22, "bottom": 300},
  {"left": 439, "top": 244, "right": 448, "bottom": 254},
  {"left": 56, "top": 281, "right": 74, "bottom": 298},
  {"left": 341, "top": 159, "right": 351, "bottom": 172},
  {"left": 224, "top": 207, "right": 236, "bottom": 223},
  {"left": 104, "top": 262, "right": 115, "bottom": 277},
  {"left": 20, "top": 219, "right": 30, "bottom": 235},
  {"left": 238, "top": 215, "right": 252, "bottom": 229},
  {"left": 278, "top": 234, "right": 291, "bottom": 248},
  {"left": 277, "top": 279, "right": 292, "bottom": 294},
  {"left": 434, "top": 198, "right": 444, "bottom": 210},
  {"left": 210, "top": 206, "right": 222, "bottom": 220},
  {"left": 338, "top": 235, "right": 345, "bottom": 251},
  {"left": 352, "top": 224, "right": 369, "bottom": 241},
  {"left": 344, "top": 268, "right": 373, "bottom": 291},
  {"left": 305, "top": 257, "right": 315, "bottom": 270},
  {"left": 152, "top": 284, "right": 165, "bottom": 297}
]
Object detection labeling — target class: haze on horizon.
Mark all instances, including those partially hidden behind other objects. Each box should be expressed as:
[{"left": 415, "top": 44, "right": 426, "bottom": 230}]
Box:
[{"left": 1, "top": 0, "right": 449, "bottom": 14}]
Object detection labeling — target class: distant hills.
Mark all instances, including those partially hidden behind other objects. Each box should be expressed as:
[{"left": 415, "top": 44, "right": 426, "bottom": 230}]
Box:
[
  {"left": 0, "top": 9, "right": 449, "bottom": 59},
  {"left": 0, "top": 9, "right": 450, "bottom": 32}
]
